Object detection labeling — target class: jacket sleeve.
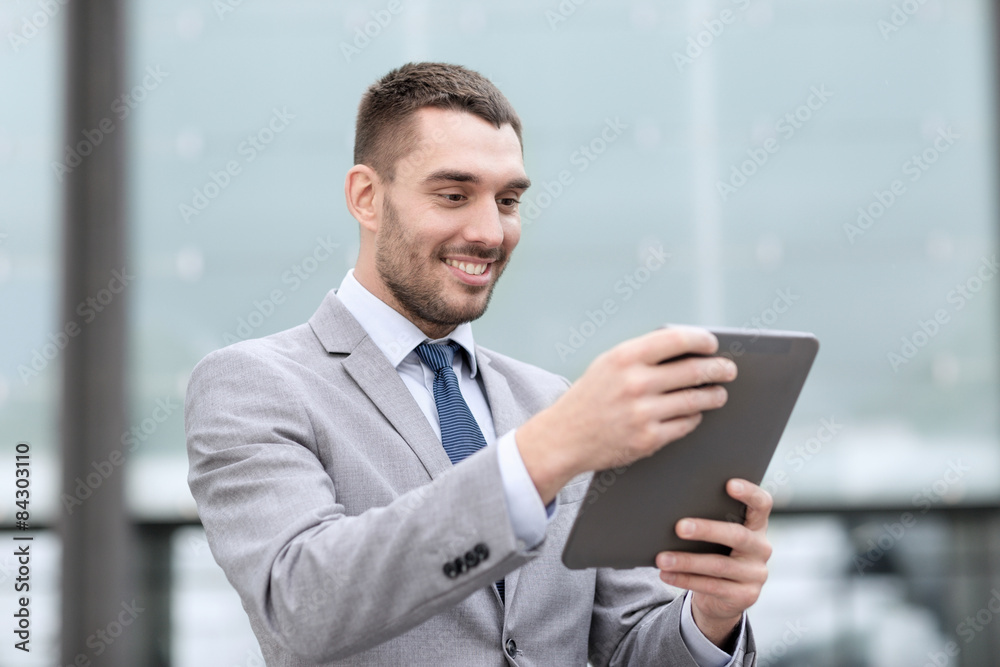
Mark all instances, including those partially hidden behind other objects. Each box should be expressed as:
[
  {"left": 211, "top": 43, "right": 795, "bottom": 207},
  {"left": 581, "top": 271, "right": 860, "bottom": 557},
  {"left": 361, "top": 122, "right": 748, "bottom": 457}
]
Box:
[
  {"left": 589, "top": 567, "right": 757, "bottom": 666},
  {"left": 185, "top": 344, "right": 537, "bottom": 662}
]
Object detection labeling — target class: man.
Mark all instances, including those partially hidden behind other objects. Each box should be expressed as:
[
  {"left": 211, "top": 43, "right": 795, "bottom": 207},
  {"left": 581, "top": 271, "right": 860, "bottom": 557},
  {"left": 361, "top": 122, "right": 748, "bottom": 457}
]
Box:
[{"left": 186, "top": 62, "right": 772, "bottom": 666}]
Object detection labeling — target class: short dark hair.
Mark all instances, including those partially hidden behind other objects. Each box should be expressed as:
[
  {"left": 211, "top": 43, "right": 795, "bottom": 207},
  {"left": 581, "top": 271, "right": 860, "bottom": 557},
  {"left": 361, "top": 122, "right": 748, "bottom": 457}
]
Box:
[{"left": 354, "top": 62, "right": 523, "bottom": 181}]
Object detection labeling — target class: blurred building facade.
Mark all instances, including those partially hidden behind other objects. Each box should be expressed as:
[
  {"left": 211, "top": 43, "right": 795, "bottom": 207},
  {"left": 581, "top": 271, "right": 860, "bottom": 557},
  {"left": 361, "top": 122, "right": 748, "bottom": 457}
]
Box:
[{"left": 0, "top": 0, "right": 998, "bottom": 664}]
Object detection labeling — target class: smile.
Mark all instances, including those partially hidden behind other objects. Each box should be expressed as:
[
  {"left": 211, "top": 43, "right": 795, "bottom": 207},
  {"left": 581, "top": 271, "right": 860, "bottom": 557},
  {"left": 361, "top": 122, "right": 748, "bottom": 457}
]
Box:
[{"left": 443, "top": 258, "right": 488, "bottom": 276}]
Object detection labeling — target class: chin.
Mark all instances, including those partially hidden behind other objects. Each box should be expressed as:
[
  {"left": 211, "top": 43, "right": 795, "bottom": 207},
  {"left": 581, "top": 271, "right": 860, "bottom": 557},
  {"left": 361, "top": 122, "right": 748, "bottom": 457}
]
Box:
[{"left": 443, "top": 296, "right": 491, "bottom": 324}]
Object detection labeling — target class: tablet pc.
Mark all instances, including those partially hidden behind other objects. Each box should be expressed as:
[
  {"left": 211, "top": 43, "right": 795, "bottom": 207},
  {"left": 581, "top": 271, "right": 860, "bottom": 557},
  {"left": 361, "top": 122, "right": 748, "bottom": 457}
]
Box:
[{"left": 561, "top": 327, "right": 819, "bottom": 570}]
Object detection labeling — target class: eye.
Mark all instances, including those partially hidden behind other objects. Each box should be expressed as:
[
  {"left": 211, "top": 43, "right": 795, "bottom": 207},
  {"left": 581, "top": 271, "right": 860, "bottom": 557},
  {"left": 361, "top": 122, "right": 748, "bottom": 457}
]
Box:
[
  {"left": 498, "top": 198, "right": 520, "bottom": 208},
  {"left": 440, "top": 193, "right": 466, "bottom": 203}
]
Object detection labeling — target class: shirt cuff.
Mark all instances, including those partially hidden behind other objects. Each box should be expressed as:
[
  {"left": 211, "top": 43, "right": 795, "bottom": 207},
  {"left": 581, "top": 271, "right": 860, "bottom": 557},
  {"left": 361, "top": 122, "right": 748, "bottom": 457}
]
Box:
[
  {"left": 679, "top": 590, "right": 747, "bottom": 667},
  {"left": 496, "top": 429, "right": 552, "bottom": 549}
]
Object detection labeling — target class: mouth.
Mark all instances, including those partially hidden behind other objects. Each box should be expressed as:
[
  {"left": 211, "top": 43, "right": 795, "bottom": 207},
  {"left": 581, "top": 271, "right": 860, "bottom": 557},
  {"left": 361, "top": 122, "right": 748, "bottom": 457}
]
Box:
[
  {"left": 442, "top": 257, "right": 494, "bottom": 286},
  {"left": 443, "top": 258, "right": 488, "bottom": 276}
]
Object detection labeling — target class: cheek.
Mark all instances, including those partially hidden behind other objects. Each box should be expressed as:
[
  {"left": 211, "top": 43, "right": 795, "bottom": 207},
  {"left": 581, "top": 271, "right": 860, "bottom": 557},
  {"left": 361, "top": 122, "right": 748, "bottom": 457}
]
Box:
[{"left": 420, "top": 214, "right": 465, "bottom": 248}]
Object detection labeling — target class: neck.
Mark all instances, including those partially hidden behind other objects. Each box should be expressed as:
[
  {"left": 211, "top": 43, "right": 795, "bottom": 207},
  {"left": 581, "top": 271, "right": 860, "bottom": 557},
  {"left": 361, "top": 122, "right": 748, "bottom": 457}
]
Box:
[{"left": 352, "top": 265, "right": 457, "bottom": 340}]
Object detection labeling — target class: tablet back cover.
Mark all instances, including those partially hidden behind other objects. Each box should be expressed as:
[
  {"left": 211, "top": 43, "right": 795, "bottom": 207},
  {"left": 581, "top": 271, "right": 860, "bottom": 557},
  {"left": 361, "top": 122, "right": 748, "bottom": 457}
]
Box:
[{"left": 561, "top": 328, "right": 819, "bottom": 570}]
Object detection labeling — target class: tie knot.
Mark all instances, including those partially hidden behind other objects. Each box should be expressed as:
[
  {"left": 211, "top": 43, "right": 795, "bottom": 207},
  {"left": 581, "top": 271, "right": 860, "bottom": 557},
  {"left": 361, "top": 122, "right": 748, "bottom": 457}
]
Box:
[{"left": 415, "top": 341, "right": 461, "bottom": 373}]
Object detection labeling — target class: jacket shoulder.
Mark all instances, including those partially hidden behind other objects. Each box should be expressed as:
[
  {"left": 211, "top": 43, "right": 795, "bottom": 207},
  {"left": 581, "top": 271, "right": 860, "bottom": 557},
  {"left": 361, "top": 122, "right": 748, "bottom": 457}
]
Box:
[
  {"left": 477, "top": 345, "right": 571, "bottom": 393},
  {"left": 199, "top": 323, "right": 320, "bottom": 366}
]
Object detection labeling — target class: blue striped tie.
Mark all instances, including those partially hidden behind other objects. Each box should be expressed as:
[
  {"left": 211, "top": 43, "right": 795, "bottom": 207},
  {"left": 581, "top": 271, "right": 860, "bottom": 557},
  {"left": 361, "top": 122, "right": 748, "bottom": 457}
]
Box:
[
  {"left": 414, "top": 341, "right": 504, "bottom": 602},
  {"left": 414, "top": 341, "right": 487, "bottom": 464}
]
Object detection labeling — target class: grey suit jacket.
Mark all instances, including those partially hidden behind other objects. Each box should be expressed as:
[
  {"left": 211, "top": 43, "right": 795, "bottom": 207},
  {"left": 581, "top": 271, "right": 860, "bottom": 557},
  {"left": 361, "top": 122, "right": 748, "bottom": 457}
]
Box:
[{"left": 186, "top": 290, "right": 757, "bottom": 666}]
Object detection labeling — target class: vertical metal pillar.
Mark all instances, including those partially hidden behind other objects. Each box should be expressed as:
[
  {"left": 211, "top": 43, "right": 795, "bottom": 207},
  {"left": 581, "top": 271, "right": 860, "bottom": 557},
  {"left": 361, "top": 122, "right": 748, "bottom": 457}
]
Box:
[{"left": 59, "top": 1, "right": 134, "bottom": 665}]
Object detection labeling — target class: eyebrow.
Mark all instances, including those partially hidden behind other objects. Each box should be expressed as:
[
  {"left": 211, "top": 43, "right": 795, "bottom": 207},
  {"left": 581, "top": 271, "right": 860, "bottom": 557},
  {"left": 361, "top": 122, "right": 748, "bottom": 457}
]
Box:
[{"left": 424, "top": 169, "right": 532, "bottom": 191}]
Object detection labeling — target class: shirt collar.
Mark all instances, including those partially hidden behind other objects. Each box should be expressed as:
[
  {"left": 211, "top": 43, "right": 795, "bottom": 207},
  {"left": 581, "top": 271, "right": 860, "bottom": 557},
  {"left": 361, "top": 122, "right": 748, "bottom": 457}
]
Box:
[{"left": 336, "top": 269, "right": 479, "bottom": 377}]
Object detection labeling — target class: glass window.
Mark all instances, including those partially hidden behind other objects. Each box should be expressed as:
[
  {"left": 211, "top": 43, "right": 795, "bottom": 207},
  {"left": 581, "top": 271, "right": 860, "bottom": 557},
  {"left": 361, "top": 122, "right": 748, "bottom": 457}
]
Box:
[
  {"left": 127, "top": 0, "right": 999, "bottom": 515},
  {"left": 62, "top": 0, "right": 1000, "bottom": 664}
]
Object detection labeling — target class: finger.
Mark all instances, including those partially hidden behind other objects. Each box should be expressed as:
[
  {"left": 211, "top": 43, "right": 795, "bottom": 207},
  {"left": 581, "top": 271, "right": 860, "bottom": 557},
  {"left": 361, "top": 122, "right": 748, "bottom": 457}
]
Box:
[
  {"left": 647, "top": 355, "right": 738, "bottom": 395},
  {"left": 646, "top": 384, "right": 728, "bottom": 423},
  {"left": 657, "top": 571, "right": 760, "bottom": 611},
  {"left": 650, "top": 413, "right": 703, "bottom": 446},
  {"left": 727, "top": 479, "right": 773, "bottom": 532},
  {"left": 656, "top": 551, "right": 768, "bottom": 586},
  {"left": 629, "top": 326, "right": 719, "bottom": 366},
  {"left": 673, "top": 517, "right": 772, "bottom": 560}
]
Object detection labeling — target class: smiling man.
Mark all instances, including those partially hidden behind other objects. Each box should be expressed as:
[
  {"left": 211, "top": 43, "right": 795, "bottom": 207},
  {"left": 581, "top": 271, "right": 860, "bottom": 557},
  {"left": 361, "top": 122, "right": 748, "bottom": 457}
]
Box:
[{"left": 186, "top": 62, "right": 772, "bottom": 666}]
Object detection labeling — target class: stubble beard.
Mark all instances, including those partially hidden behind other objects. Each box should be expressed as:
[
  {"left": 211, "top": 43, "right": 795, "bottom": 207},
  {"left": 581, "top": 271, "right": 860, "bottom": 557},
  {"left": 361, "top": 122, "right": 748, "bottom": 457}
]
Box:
[{"left": 375, "top": 195, "right": 509, "bottom": 330}]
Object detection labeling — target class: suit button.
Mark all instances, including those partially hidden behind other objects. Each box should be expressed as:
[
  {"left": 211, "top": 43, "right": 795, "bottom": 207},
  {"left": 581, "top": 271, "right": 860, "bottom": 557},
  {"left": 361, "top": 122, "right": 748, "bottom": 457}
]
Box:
[
  {"left": 464, "top": 550, "right": 479, "bottom": 568},
  {"left": 474, "top": 543, "right": 489, "bottom": 561},
  {"left": 505, "top": 638, "right": 517, "bottom": 657},
  {"left": 443, "top": 561, "right": 457, "bottom": 578},
  {"left": 454, "top": 557, "right": 467, "bottom": 574}
]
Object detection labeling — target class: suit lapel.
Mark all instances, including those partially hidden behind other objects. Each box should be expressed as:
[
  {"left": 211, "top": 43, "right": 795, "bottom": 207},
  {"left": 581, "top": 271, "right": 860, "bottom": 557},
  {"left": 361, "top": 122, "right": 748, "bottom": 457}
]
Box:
[
  {"left": 310, "top": 290, "right": 452, "bottom": 480},
  {"left": 343, "top": 339, "right": 453, "bottom": 480},
  {"left": 476, "top": 348, "right": 527, "bottom": 438}
]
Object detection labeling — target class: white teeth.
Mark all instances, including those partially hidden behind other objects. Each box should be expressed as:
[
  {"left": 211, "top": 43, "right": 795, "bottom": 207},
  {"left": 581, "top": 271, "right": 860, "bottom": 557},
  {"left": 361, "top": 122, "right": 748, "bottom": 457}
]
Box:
[{"left": 445, "top": 258, "right": 487, "bottom": 276}]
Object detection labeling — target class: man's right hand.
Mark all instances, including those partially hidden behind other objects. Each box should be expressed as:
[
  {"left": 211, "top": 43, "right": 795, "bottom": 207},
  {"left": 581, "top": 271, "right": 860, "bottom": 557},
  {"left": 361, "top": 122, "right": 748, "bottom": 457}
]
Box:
[{"left": 516, "top": 326, "right": 737, "bottom": 505}]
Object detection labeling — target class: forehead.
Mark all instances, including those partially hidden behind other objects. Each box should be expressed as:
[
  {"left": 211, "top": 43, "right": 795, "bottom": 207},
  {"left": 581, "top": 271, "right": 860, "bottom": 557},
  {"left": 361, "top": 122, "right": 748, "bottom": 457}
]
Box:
[{"left": 397, "top": 107, "right": 525, "bottom": 185}]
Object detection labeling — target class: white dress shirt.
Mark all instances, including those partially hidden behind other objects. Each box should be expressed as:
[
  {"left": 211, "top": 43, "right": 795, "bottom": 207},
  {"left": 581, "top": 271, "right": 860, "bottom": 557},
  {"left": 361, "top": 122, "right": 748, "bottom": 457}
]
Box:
[{"left": 335, "top": 269, "right": 746, "bottom": 667}]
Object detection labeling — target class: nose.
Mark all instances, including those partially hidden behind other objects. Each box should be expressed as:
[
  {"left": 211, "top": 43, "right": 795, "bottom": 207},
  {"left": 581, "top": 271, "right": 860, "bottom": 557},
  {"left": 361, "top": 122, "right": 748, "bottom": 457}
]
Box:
[{"left": 462, "top": 198, "right": 505, "bottom": 248}]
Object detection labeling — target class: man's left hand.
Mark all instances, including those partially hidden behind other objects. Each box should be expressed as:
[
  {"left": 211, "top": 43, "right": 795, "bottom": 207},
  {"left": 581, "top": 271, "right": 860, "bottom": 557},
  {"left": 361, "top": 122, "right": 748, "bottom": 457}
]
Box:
[{"left": 655, "top": 478, "right": 773, "bottom": 649}]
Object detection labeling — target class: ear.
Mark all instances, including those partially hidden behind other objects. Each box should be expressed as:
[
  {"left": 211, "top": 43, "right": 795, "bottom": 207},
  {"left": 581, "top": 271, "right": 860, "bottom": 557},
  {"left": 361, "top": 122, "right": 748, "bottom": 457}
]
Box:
[{"left": 344, "top": 164, "right": 382, "bottom": 234}]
